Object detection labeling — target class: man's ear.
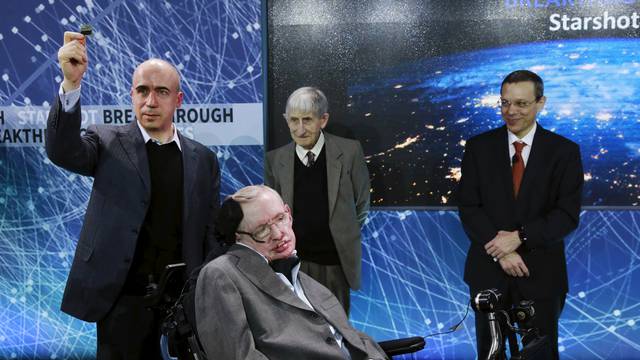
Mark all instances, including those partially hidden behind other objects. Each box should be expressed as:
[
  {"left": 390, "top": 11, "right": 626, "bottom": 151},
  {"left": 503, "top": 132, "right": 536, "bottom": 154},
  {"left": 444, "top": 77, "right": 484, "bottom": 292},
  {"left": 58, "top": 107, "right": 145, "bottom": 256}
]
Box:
[
  {"left": 176, "top": 91, "right": 184, "bottom": 108},
  {"left": 320, "top": 113, "right": 329, "bottom": 129},
  {"left": 535, "top": 96, "right": 546, "bottom": 112}
]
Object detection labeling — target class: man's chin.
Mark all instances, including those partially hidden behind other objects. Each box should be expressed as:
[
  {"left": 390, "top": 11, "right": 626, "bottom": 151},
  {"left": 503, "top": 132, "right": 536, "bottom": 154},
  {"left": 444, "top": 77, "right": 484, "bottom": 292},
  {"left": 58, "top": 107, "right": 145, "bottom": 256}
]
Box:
[
  {"left": 271, "top": 248, "right": 294, "bottom": 260},
  {"left": 506, "top": 123, "right": 521, "bottom": 133},
  {"left": 139, "top": 119, "right": 157, "bottom": 128},
  {"left": 293, "top": 139, "right": 312, "bottom": 148}
]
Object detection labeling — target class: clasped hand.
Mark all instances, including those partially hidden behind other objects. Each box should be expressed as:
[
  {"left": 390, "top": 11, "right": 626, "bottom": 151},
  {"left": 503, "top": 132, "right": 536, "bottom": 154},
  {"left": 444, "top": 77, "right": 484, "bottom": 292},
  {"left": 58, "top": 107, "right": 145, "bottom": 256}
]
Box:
[
  {"left": 484, "top": 230, "right": 521, "bottom": 259},
  {"left": 498, "top": 252, "right": 530, "bottom": 277},
  {"left": 485, "top": 230, "right": 529, "bottom": 277}
]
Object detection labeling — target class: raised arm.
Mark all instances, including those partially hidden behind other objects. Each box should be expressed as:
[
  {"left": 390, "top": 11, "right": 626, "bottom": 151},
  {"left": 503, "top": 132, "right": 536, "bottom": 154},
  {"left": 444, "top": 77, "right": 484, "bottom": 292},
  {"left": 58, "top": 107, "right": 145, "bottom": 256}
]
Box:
[{"left": 45, "top": 31, "right": 100, "bottom": 176}]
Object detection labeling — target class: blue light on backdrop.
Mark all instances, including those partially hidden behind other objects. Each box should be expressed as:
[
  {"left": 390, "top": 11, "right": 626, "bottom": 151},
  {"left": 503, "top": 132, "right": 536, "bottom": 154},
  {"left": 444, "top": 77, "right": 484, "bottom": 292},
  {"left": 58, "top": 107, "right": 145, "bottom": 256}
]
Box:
[
  {"left": 1, "top": 0, "right": 639, "bottom": 359},
  {"left": 1, "top": 0, "right": 263, "bottom": 358},
  {"left": 353, "top": 210, "right": 640, "bottom": 359}
]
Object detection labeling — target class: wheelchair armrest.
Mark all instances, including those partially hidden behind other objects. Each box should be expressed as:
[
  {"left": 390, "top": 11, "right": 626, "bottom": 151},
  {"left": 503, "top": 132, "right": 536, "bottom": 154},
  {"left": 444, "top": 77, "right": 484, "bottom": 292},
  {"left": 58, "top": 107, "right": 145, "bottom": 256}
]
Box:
[
  {"left": 377, "top": 336, "right": 425, "bottom": 356},
  {"left": 144, "top": 262, "right": 187, "bottom": 307}
]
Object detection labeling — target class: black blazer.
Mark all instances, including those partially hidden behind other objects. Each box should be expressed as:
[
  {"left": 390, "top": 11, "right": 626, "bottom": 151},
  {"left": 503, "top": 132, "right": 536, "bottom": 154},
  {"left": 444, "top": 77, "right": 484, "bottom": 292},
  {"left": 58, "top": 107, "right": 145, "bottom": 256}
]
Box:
[
  {"left": 46, "top": 96, "right": 221, "bottom": 322},
  {"left": 456, "top": 124, "right": 583, "bottom": 300}
]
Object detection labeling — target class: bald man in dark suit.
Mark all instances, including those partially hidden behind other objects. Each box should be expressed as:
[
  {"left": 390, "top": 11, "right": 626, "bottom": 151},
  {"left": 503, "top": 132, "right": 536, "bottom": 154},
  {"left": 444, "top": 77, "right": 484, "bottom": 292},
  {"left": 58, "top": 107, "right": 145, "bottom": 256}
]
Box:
[{"left": 47, "top": 31, "right": 220, "bottom": 358}]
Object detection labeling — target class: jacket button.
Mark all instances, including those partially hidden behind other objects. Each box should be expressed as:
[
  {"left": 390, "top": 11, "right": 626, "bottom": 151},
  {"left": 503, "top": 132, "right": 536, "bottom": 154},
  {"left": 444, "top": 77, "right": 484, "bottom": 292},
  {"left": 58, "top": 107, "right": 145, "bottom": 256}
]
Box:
[{"left": 310, "top": 313, "right": 324, "bottom": 323}]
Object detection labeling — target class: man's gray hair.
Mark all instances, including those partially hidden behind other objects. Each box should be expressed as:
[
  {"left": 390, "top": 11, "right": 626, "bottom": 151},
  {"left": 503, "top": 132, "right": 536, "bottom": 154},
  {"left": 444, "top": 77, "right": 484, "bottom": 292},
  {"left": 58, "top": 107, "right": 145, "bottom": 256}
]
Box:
[
  {"left": 284, "top": 87, "right": 328, "bottom": 119},
  {"left": 230, "top": 185, "right": 281, "bottom": 205}
]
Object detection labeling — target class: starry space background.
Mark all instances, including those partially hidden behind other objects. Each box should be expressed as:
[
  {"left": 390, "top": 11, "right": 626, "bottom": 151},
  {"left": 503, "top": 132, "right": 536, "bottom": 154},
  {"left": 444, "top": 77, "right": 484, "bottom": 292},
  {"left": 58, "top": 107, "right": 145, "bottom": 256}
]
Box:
[
  {"left": 267, "top": 0, "right": 640, "bottom": 207},
  {"left": 0, "top": 0, "right": 639, "bottom": 359},
  {"left": 267, "top": 1, "right": 640, "bottom": 359}
]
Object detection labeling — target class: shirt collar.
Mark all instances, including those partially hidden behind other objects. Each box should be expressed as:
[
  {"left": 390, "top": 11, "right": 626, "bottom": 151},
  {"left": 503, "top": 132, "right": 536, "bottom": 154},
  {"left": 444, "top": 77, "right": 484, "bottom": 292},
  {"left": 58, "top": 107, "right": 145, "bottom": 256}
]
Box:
[
  {"left": 136, "top": 121, "right": 182, "bottom": 151},
  {"left": 508, "top": 121, "right": 537, "bottom": 146},
  {"left": 295, "top": 131, "right": 325, "bottom": 160},
  {"left": 289, "top": 258, "right": 301, "bottom": 287}
]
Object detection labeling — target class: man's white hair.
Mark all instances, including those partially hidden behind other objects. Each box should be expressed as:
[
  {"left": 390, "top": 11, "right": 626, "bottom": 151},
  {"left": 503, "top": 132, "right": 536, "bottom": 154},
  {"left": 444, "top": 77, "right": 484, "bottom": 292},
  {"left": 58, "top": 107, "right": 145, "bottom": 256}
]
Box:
[{"left": 284, "top": 87, "right": 328, "bottom": 119}]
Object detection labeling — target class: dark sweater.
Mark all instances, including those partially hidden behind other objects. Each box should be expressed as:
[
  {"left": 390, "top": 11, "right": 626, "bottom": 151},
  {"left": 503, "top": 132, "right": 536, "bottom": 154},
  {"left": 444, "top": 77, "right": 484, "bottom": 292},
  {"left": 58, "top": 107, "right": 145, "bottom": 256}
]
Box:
[
  {"left": 292, "top": 147, "right": 339, "bottom": 265},
  {"left": 123, "top": 140, "right": 184, "bottom": 294}
]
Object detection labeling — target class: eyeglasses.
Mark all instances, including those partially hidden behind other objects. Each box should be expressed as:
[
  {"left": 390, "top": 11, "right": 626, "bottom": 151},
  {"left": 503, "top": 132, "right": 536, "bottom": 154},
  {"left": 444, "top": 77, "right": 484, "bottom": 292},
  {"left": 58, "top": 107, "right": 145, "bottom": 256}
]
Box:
[
  {"left": 236, "top": 210, "right": 291, "bottom": 243},
  {"left": 498, "top": 98, "right": 538, "bottom": 109}
]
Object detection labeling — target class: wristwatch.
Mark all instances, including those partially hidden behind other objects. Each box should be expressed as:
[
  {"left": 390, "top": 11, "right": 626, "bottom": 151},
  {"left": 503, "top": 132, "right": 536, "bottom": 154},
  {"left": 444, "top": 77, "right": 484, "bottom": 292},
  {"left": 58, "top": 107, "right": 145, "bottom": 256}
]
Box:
[{"left": 518, "top": 225, "right": 528, "bottom": 248}]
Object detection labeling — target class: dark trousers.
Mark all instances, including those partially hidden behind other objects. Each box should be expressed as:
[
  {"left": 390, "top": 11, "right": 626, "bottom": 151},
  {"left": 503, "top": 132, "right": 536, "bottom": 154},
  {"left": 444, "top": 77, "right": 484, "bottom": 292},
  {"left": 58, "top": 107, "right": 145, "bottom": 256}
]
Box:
[
  {"left": 97, "top": 295, "right": 162, "bottom": 360},
  {"left": 299, "top": 260, "right": 351, "bottom": 315},
  {"left": 473, "top": 286, "right": 565, "bottom": 360}
]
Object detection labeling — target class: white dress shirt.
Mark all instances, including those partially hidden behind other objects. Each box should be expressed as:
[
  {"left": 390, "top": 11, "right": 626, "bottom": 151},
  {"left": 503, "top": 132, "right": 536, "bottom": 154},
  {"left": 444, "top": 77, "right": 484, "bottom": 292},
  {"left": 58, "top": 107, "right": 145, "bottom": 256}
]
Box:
[
  {"left": 295, "top": 131, "right": 325, "bottom": 165},
  {"left": 58, "top": 85, "right": 82, "bottom": 113},
  {"left": 507, "top": 121, "right": 537, "bottom": 167}
]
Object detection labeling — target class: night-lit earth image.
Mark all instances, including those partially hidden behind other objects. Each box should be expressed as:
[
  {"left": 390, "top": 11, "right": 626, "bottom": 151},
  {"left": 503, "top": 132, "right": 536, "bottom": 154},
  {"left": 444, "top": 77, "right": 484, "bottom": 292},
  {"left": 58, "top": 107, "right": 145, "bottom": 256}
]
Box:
[{"left": 347, "top": 38, "right": 640, "bottom": 207}]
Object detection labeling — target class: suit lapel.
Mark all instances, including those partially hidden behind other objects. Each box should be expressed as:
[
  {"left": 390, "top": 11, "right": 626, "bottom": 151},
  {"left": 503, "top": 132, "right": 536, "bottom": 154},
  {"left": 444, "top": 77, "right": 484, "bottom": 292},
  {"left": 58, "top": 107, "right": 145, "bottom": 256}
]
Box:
[
  {"left": 496, "top": 127, "right": 515, "bottom": 201},
  {"left": 299, "top": 273, "right": 369, "bottom": 354},
  {"left": 324, "top": 134, "right": 342, "bottom": 218},
  {"left": 117, "top": 122, "right": 151, "bottom": 191},
  {"left": 180, "top": 133, "right": 198, "bottom": 222},
  {"left": 278, "top": 143, "right": 296, "bottom": 207},
  {"left": 231, "top": 245, "right": 312, "bottom": 312}
]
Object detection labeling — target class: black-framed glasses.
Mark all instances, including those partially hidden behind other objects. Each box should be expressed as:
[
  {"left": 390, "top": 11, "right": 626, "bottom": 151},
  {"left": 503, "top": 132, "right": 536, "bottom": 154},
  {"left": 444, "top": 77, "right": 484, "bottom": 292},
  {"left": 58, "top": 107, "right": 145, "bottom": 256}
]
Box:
[
  {"left": 498, "top": 98, "right": 538, "bottom": 109},
  {"left": 236, "top": 210, "right": 291, "bottom": 243}
]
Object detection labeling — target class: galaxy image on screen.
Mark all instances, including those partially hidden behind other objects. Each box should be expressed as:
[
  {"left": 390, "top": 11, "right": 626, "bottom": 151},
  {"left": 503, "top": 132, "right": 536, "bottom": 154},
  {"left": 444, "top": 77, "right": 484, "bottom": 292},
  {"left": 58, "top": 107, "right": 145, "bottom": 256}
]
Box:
[
  {"left": 267, "top": 0, "right": 640, "bottom": 208},
  {"left": 1, "top": 0, "right": 639, "bottom": 359},
  {"left": 268, "top": 2, "right": 640, "bottom": 358},
  {"left": 349, "top": 38, "right": 640, "bottom": 207}
]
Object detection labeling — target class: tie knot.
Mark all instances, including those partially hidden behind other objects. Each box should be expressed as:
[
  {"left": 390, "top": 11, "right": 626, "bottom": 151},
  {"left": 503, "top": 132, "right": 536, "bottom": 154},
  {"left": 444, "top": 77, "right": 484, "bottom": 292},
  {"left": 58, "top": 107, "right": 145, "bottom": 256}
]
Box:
[
  {"left": 306, "top": 151, "right": 315, "bottom": 167},
  {"left": 513, "top": 141, "right": 526, "bottom": 153}
]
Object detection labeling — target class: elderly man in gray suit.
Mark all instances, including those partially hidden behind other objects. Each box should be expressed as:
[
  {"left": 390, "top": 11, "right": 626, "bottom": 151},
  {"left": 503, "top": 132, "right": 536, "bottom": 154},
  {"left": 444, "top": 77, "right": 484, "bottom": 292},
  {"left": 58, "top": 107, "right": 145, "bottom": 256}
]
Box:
[
  {"left": 195, "top": 185, "right": 386, "bottom": 360},
  {"left": 265, "top": 87, "right": 370, "bottom": 313}
]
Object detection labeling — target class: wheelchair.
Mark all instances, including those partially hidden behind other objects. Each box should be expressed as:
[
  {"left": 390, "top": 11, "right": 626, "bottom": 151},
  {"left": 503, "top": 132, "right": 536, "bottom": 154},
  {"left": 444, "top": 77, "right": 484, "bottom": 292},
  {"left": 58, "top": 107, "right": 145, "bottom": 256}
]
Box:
[
  {"left": 473, "top": 289, "right": 551, "bottom": 360},
  {"left": 144, "top": 262, "right": 425, "bottom": 360}
]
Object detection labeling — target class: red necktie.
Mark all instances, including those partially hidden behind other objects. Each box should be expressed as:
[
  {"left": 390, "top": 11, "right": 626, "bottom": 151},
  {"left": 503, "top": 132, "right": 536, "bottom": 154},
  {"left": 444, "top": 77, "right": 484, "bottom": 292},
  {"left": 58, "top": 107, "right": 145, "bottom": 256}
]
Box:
[{"left": 512, "top": 141, "right": 526, "bottom": 198}]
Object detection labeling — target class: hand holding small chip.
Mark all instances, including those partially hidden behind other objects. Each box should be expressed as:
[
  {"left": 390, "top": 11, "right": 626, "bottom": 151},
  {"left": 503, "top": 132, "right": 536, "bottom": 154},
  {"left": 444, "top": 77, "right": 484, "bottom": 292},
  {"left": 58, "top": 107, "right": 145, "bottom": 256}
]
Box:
[{"left": 59, "top": 25, "right": 92, "bottom": 92}]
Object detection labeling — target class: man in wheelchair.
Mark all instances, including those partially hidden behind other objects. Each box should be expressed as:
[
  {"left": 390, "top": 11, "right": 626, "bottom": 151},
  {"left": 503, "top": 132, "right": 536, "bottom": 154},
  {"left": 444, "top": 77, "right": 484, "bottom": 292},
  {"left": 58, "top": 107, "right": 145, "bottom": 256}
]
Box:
[{"left": 194, "top": 185, "right": 388, "bottom": 359}]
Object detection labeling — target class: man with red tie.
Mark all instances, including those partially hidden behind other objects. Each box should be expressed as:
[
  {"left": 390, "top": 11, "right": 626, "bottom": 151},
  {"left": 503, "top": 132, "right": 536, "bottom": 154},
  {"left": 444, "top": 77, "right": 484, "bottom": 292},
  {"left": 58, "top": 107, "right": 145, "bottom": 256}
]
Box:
[{"left": 457, "top": 70, "right": 584, "bottom": 359}]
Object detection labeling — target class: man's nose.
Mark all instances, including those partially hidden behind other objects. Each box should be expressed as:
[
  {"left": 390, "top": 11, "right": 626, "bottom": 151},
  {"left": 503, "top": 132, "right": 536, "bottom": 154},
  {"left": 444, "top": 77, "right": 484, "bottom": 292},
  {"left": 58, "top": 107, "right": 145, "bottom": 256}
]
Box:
[
  {"left": 294, "top": 124, "right": 306, "bottom": 136},
  {"left": 506, "top": 104, "right": 518, "bottom": 115},
  {"left": 269, "top": 224, "right": 283, "bottom": 240},
  {"left": 145, "top": 92, "right": 158, "bottom": 107}
]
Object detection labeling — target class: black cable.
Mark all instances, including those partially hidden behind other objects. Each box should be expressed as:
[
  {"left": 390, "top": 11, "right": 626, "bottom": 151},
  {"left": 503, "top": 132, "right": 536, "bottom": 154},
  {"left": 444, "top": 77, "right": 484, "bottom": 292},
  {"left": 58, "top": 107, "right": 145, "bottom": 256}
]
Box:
[{"left": 423, "top": 300, "right": 471, "bottom": 339}]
